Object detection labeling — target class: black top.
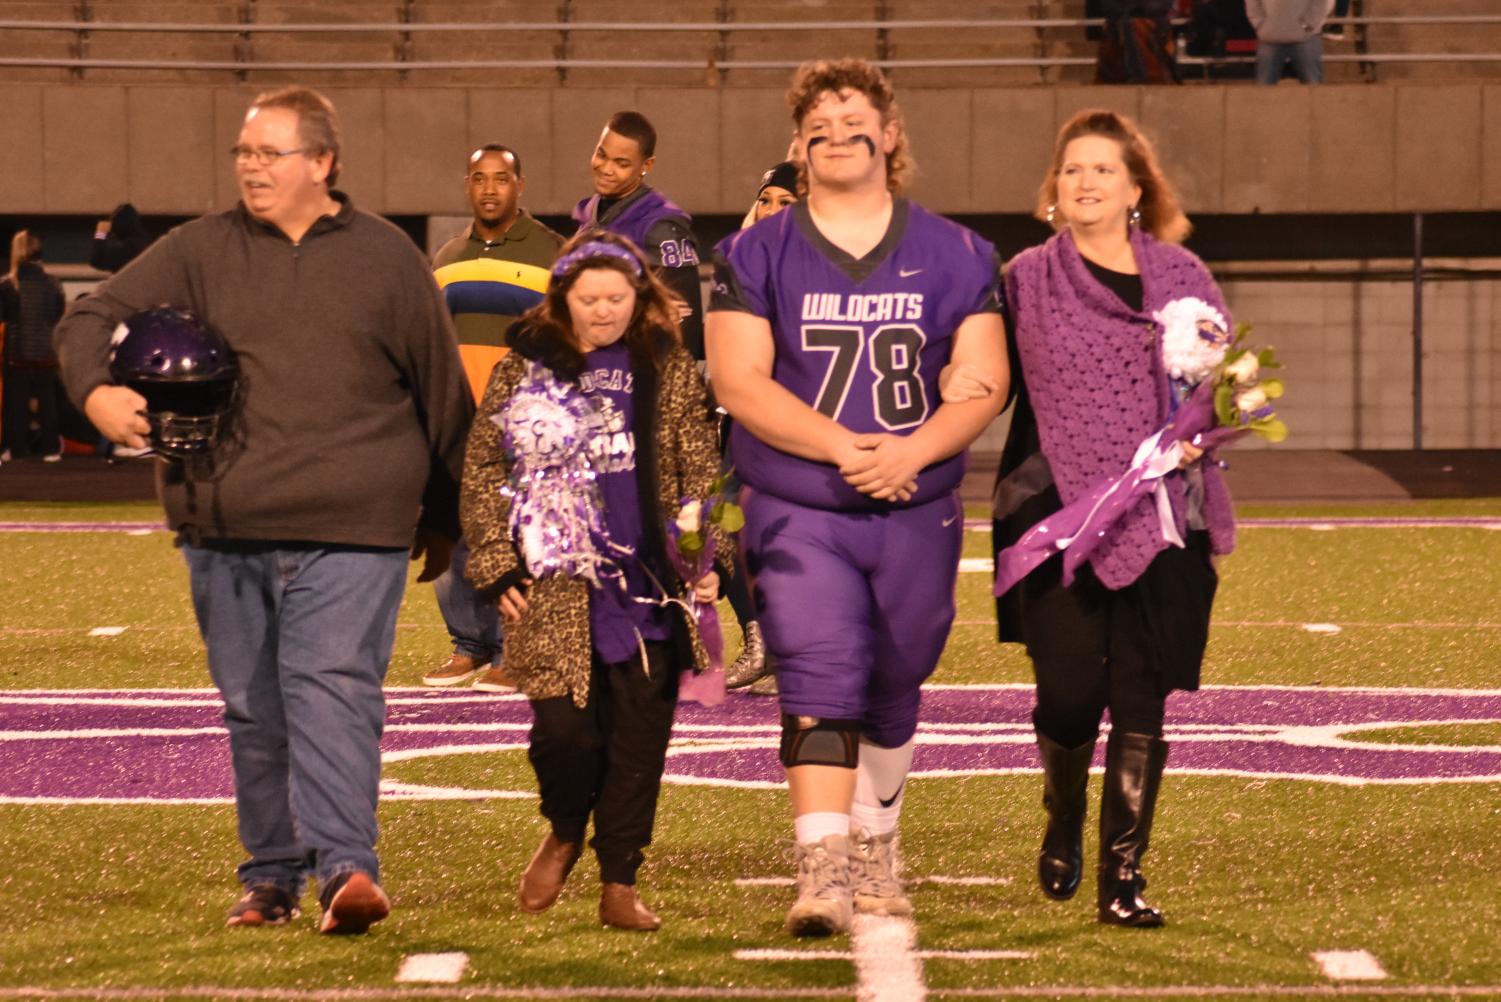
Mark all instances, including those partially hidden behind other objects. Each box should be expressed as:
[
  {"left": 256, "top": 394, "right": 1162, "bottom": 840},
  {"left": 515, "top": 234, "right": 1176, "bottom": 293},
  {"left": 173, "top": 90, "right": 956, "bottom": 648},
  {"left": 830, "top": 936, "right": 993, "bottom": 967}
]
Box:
[{"left": 1081, "top": 257, "right": 1144, "bottom": 313}]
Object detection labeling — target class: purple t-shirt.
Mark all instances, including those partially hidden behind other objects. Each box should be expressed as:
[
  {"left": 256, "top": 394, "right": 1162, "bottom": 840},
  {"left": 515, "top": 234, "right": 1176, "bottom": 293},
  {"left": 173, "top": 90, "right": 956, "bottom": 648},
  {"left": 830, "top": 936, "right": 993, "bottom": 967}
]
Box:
[
  {"left": 710, "top": 199, "right": 1003, "bottom": 512},
  {"left": 581, "top": 341, "right": 671, "bottom": 664}
]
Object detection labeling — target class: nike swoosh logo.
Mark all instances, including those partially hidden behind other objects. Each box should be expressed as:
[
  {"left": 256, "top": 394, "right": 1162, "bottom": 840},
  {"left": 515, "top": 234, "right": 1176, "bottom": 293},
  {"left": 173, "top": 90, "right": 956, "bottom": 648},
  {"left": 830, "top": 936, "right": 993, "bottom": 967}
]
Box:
[
  {"left": 899, "top": 268, "right": 923, "bottom": 278},
  {"left": 878, "top": 781, "right": 906, "bottom": 809},
  {"left": 941, "top": 515, "right": 959, "bottom": 527}
]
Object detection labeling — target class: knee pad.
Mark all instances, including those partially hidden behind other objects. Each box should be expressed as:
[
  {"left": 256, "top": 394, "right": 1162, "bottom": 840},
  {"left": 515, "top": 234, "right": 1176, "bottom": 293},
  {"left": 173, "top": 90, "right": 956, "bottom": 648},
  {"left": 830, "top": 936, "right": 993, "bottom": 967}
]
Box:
[{"left": 779, "top": 713, "right": 862, "bottom": 769}]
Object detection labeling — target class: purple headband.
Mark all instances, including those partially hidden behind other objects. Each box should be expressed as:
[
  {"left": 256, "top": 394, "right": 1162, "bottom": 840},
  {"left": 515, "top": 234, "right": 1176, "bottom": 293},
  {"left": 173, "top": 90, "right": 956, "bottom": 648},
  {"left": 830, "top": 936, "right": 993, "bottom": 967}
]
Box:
[{"left": 551, "top": 240, "right": 645, "bottom": 281}]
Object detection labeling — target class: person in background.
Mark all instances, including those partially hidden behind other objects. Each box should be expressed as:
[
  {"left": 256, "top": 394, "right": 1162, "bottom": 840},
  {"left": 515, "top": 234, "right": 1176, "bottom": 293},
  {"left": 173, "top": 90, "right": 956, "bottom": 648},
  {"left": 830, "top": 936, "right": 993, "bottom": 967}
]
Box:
[
  {"left": 90, "top": 203, "right": 152, "bottom": 274},
  {"left": 426, "top": 143, "right": 565, "bottom": 692},
  {"left": 721, "top": 159, "right": 802, "bottom": 698},
  {"left": 1247, "top": 0, "right": 1336, "bottom": 84},
  {"left": 573, "top": 111, "right": 706, "bottom": 360},
  {"left": 1, "top": 230, "right": 66, "bottom": 464}
]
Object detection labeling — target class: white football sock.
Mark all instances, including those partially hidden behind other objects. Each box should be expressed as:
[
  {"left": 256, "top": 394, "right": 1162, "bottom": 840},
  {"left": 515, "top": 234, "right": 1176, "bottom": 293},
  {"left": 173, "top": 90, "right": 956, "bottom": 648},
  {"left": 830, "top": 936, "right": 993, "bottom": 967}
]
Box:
[
  {"left": 794, "top": 811, "right": 851, "bottom": 846},
  {"left": 849, "top": 737, "right": 915, "bottom": 836}
]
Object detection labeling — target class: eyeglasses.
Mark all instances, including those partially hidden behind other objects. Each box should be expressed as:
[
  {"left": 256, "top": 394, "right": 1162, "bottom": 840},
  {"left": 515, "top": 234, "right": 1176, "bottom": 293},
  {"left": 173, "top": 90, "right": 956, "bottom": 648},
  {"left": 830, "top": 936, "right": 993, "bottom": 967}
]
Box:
[{"left": 229, "top": 145, "right": 308, "bottom": 166}]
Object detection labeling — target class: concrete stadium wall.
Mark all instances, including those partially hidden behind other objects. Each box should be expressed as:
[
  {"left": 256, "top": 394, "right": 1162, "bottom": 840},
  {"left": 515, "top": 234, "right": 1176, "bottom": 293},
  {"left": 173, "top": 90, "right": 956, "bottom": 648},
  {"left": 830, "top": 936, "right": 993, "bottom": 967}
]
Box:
[{"left": 0, "top": 81, "right": 1495, "bottom": 218}]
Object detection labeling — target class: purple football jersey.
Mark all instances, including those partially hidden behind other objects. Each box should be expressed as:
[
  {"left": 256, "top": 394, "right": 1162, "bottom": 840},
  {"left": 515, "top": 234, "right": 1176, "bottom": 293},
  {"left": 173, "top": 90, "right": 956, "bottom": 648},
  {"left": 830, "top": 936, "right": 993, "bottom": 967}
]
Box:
[{"left": 711, "top": 199, "right": 1001, "bottom": 512}]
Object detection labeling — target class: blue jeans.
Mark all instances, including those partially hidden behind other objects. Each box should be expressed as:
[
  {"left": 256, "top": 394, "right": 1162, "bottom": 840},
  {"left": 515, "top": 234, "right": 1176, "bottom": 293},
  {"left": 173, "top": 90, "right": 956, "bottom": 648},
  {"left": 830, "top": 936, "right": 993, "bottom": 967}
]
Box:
[
  {"left": 433, "top": 535, "right": 502, "bottom": 663},
  {"left": 1256, "top": 35, "right": 1323, "bottom": 84},
  {"left": 183, "top": 542, "right": 407, "bottom": 895}
]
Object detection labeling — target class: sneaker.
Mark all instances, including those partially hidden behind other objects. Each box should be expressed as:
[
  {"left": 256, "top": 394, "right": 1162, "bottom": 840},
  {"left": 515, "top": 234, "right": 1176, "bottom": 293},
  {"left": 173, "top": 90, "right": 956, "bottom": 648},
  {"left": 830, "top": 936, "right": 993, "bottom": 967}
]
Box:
[
  {"left": 421, "top": 652, "right": 485, "bottom": 687},
  {"left": 785, "top": 834, "right": 852, "bottom": 937},
  {"left": 472, "top": 664, "right": 519, "bottom": 692},
  {"left": 226, "top": 884, "right": 301, "bottom": 927},
  {"left": 748, "top": 672, "right": 780, "bottom": 697},
  {"left": 725, "top": 621, "right": 767, "bottom": 688},
  {"left": 42, "top": 452, "right": 62, "bottom": 463},
  {"left": 850, "top": 827, "right": 912, "bottom": 916},
  {"left": 318, "top": 871, "right": 390, "bottom": 935}
]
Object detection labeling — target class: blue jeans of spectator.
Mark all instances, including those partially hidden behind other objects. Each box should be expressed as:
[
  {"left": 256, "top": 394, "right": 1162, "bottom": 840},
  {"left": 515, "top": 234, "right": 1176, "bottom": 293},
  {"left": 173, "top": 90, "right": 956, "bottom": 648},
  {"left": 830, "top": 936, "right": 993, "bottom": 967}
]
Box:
[
  {"left": 183, "top": 542, "right": 407, "bottom": 896},
  {"left": 1256, "top": 35, "right": 1323, "bottom": 84},
  {"left": 434, "top": 535, "right": 502, "bottom": 663}
]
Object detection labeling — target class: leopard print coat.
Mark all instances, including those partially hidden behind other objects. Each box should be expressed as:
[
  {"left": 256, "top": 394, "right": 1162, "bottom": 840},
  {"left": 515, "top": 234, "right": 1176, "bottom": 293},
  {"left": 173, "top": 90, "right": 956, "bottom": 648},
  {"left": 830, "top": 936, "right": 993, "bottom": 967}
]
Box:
[{"left": 460, "top": 336, "right": 727, "bottom": 708}]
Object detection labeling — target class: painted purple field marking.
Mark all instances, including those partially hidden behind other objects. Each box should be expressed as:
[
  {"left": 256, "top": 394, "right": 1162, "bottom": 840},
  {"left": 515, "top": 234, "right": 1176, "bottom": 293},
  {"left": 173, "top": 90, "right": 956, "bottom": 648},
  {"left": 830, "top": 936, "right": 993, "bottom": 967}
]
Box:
[
  {"left": 958, "top": 516, "right": 1501, "bottom": 531},
  {"left": 4, "top": 685, "right": 1501, "bottom": 804}
]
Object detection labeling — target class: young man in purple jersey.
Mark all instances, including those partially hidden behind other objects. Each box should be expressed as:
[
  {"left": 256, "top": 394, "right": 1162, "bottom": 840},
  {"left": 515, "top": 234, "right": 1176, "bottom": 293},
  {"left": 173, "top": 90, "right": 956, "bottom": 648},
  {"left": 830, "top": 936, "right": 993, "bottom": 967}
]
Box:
[
  {"left": 573, "top": 111, "right": 705, "bottom": 359},
  {"left": 706, "top": 59, "right": 1008, "bottom": 937}
]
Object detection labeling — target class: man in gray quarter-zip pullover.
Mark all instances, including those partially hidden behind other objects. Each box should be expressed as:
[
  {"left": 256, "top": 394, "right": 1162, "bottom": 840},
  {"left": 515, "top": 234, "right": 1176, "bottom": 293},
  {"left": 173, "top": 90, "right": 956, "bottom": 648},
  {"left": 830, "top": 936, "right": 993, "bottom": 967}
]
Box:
[{"left": 54, "top": 87, "right": 472, "bottom": 937}]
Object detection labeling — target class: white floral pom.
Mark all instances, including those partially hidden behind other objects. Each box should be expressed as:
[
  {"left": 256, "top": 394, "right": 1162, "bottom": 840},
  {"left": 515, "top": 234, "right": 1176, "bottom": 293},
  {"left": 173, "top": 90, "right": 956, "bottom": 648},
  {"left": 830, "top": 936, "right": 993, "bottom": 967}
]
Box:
[{"left": 1155, "top": 296, "right": 1230, "bottom": 385}]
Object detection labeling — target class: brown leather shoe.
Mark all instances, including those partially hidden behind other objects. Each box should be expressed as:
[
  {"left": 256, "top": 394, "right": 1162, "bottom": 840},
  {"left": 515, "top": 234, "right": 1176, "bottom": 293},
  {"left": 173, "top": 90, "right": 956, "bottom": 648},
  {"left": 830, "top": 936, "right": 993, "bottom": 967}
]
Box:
[
  {"left": 518, "top": 831, "right": 583, "bottom": 913},
  {"left": 422, "top": 652, "right": 485, "bottom": 687},
  {"left": 599, "top": 882, "right": 661, "bottom": 931}
]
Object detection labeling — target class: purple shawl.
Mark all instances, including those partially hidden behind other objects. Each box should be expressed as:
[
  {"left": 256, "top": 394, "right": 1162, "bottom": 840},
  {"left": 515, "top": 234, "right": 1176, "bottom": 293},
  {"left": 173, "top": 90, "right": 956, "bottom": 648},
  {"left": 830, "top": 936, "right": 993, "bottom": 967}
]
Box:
[{"left": 1005, "top": 227, "right": 1236, "bottom": 589}]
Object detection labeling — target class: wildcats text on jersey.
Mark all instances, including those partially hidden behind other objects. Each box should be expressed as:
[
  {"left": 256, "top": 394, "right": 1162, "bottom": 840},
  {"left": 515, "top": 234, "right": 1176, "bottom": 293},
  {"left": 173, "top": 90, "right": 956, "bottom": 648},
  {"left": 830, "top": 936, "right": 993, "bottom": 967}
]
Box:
[{"left": 802, "top": 292, "right": 925, "bottom": 324}]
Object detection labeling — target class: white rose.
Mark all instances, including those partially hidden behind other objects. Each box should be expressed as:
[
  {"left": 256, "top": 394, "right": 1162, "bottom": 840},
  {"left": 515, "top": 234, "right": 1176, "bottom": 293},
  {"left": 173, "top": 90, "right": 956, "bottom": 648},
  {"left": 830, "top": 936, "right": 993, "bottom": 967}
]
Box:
[
  {"left": 675, "top": 500, "right": 703, "bottom": 534},
  {"left": 1224, "top": 353, "right": 1260, "bottom": 384},
  {"left": 1236, "top": 387, "right": 1269, "bottom": 414}
]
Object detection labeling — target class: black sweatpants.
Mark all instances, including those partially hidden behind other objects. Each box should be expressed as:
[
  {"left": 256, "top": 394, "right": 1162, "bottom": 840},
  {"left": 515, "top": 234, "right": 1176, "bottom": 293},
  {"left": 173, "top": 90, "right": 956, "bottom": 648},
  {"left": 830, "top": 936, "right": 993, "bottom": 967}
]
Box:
[
  {"left": 1021, "top": 532, "right": 1217, "bottom": 748},
  {"left": 1, "top": 365, "right": 60, "bottom": 458},
  {"left": 526, "top": 640, "right": 679, "bottom": 885}
]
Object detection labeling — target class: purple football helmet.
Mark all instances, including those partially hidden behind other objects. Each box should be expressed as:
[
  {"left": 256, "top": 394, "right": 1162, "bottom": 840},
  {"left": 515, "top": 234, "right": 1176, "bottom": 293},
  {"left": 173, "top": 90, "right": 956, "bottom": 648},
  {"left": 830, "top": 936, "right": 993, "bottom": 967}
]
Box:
[{"left": 108, "top": 307, "right": 239, "bottom": 458}]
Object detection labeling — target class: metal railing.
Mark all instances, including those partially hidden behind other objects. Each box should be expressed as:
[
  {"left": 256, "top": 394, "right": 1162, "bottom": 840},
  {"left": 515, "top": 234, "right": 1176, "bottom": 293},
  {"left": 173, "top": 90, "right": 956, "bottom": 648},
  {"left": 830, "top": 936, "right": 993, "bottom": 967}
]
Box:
[{"left": 0, "top": 13, "right": 1497, "bottom": 79}]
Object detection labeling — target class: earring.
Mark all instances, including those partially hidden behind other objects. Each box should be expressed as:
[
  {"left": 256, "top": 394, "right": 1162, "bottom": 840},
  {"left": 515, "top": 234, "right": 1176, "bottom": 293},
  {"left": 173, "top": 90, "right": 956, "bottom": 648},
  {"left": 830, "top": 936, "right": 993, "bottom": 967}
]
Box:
[
  {"left": 1046, "top": 203, "right": 1057, "bottom": 225},
  {"left": 1129, "top": 205, "right": 1142, "bottom": 227}
]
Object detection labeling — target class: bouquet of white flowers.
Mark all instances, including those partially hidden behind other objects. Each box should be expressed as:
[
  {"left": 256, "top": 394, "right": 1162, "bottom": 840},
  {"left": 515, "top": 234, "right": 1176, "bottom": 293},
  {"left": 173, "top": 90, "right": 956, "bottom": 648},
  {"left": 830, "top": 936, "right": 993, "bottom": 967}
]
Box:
[{"left": 994, "top": 299, "right": 1287, "bottom": 596}]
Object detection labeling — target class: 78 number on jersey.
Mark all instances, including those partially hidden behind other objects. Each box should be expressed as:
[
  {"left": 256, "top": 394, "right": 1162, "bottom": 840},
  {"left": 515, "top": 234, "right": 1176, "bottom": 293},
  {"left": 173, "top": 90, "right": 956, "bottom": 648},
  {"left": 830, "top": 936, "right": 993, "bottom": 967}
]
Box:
[{"left": 802, "top": 324, "right": 930, "bottom": 431}]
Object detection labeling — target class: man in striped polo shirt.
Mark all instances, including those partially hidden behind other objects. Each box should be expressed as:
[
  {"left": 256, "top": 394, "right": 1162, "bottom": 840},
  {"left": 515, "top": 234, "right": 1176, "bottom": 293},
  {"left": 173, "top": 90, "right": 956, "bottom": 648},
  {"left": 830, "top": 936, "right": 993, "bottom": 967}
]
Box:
[{"left": 427, "top": 143, "right": 564, "bottom": 691}]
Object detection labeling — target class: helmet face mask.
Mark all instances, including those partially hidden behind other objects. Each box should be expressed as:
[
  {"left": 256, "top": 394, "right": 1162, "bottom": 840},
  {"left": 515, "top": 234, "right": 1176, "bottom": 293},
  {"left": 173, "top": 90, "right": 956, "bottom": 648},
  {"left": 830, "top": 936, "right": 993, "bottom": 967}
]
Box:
[{"left": 109, "top": 308, "right": 239, "bottom": 460}]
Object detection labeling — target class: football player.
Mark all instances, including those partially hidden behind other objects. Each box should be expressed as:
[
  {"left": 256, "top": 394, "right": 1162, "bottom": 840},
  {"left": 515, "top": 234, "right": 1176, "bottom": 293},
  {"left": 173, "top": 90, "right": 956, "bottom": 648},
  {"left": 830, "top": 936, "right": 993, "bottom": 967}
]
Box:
[
  {"left": 573, "top": 111, "right": 706, "bottom": 359},
  {"left": 706, "top": 59, "right": 1008, "bottom": 936}
]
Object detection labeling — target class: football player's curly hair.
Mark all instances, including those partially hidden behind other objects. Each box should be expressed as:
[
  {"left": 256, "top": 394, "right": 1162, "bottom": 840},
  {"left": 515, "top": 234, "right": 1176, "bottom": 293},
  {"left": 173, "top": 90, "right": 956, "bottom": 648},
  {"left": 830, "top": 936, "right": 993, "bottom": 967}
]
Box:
[
  {"left": 1037, "top": 109, "right": 1191, "bottom": 245},
  {"left": 509, "top": 229, "right": 683, "bottom": 381},
  {"left": 786, "top": 58, "right": 915, "bottom": 196}
]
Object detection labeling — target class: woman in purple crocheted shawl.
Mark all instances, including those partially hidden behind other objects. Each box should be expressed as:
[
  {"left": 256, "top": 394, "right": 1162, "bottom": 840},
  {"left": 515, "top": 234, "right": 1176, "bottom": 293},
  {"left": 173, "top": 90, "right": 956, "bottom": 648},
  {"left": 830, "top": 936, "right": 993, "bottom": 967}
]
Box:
[{"left": 953, "top": 109, "right": 1235, "bottom": 929}]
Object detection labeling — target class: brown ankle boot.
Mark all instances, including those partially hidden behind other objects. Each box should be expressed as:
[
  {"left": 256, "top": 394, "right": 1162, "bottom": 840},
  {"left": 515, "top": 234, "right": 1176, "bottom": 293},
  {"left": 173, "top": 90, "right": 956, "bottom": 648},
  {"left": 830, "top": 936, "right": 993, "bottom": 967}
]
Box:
[
  {"left": 599, "top": 882, "right": 661, "bottom": 931},
  {"left": 518, "top": 831, "right": 582, "bottom": 913}
]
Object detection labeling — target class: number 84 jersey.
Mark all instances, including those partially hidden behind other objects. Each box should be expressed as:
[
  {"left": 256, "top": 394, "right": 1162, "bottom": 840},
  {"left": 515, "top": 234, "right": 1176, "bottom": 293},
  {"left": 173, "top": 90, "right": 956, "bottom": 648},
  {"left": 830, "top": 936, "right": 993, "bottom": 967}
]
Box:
[{"left": 710, "top": 198, "right": 1003, "bottom": 512}]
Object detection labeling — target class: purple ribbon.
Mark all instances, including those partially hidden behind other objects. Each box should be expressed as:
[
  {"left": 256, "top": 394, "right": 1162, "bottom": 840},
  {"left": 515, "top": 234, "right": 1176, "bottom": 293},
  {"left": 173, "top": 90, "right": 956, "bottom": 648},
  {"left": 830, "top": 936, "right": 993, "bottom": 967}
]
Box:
[{"left": 993, "top": 380, "right": 1244, "bottom": 597}]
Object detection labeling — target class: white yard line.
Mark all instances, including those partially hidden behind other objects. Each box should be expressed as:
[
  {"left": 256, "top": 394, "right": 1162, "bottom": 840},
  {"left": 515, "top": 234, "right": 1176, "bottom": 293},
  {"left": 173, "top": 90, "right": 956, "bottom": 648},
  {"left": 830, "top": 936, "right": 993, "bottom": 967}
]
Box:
[
  {"left": 394, "top": 953, "right": 468, "bottom": 984},
  {"left": 851, "top": 914, "right": 926, "bottom": 1002},
  {"left": 735, "top": 876, "right": 1012, "bottom": 889},
  {"left": 1312, "top": 949, "right": 1389, "bottom": 981}
]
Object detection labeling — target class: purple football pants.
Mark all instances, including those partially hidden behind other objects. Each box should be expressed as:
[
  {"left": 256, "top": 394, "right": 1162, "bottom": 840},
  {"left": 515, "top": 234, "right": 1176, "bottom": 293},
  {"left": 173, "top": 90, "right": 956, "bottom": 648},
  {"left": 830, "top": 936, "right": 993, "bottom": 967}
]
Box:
[{"left": 741, "top": 487, "right": 964, "bottom": 748}]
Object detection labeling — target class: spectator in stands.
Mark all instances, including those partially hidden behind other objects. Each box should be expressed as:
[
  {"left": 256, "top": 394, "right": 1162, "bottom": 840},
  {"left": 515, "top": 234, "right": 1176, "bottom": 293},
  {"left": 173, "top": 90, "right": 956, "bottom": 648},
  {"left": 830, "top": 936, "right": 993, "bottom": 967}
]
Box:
[
  {"left": 54, "top": 86, "right": 471, "bottom": 936},
  {"left": 426, "top": 144, "right": 565, "bottom": 693},
  {"left": 1094, "top": 0, "right": 1181, "bottom": 84},
  {"left": 90, "top": 203, "right": 152, "bottom": 274},
  {"left": 573, "top": 111, "right": 706, "bottom": 360},
  {"left": 1, "top": 230, "right": 66, "bottom": 464},
  {"left": 1247, "top": 0, "right": 1336, "bottom": 84}
]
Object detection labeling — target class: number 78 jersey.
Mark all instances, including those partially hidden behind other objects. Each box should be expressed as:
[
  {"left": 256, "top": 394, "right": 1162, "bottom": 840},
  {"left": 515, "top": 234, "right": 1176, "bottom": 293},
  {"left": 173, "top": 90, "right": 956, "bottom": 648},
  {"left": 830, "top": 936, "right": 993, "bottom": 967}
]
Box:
[{"left": 710, "top": 199, "right": 1003, "bottom": 512}]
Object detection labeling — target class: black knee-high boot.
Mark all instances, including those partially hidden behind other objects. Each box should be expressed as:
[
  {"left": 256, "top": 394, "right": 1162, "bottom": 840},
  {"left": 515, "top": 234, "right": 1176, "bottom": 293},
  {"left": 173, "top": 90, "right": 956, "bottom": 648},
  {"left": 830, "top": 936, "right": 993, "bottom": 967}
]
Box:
[
  {"left": 1097, "top": 730, "right": 1168, "bottom": 927},
  {"left": 1036, "top": 730, "right": 1095, "bottom": 900}
]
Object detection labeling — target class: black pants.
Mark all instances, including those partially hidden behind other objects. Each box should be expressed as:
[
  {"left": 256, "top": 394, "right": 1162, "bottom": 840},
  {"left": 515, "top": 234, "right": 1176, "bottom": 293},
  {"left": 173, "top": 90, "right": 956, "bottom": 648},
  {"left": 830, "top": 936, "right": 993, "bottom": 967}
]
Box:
[
  {"left": 1022, "top": 533, "right": 1216, "bottom": 748},
  {"left": 527, "top": 640, "right": 679, "bottom": 885},
  {"left": 2, "top": 365, "right": 61, "bottom": 458}
]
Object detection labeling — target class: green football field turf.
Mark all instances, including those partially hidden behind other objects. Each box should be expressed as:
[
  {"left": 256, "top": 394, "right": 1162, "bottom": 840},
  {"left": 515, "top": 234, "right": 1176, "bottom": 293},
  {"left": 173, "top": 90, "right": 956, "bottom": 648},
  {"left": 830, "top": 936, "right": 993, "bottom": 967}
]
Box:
[{"left": 1, "top": 498, "right": 1499, "bottom": 1000}]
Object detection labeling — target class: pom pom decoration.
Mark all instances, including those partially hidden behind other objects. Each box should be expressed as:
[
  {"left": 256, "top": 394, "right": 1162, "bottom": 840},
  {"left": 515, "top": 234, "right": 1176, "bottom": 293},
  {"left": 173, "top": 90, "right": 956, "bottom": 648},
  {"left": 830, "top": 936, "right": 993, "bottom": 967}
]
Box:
[{"left": 493, "top": 361, "right": 619, "bottom": 586}]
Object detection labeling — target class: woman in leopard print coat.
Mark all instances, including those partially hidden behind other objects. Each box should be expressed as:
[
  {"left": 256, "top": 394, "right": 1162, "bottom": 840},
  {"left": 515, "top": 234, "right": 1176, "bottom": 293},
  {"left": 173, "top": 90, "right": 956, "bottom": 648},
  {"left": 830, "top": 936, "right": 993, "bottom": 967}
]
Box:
[{"left": 460, "top": 229, "right": 726, "bottom": 933}]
